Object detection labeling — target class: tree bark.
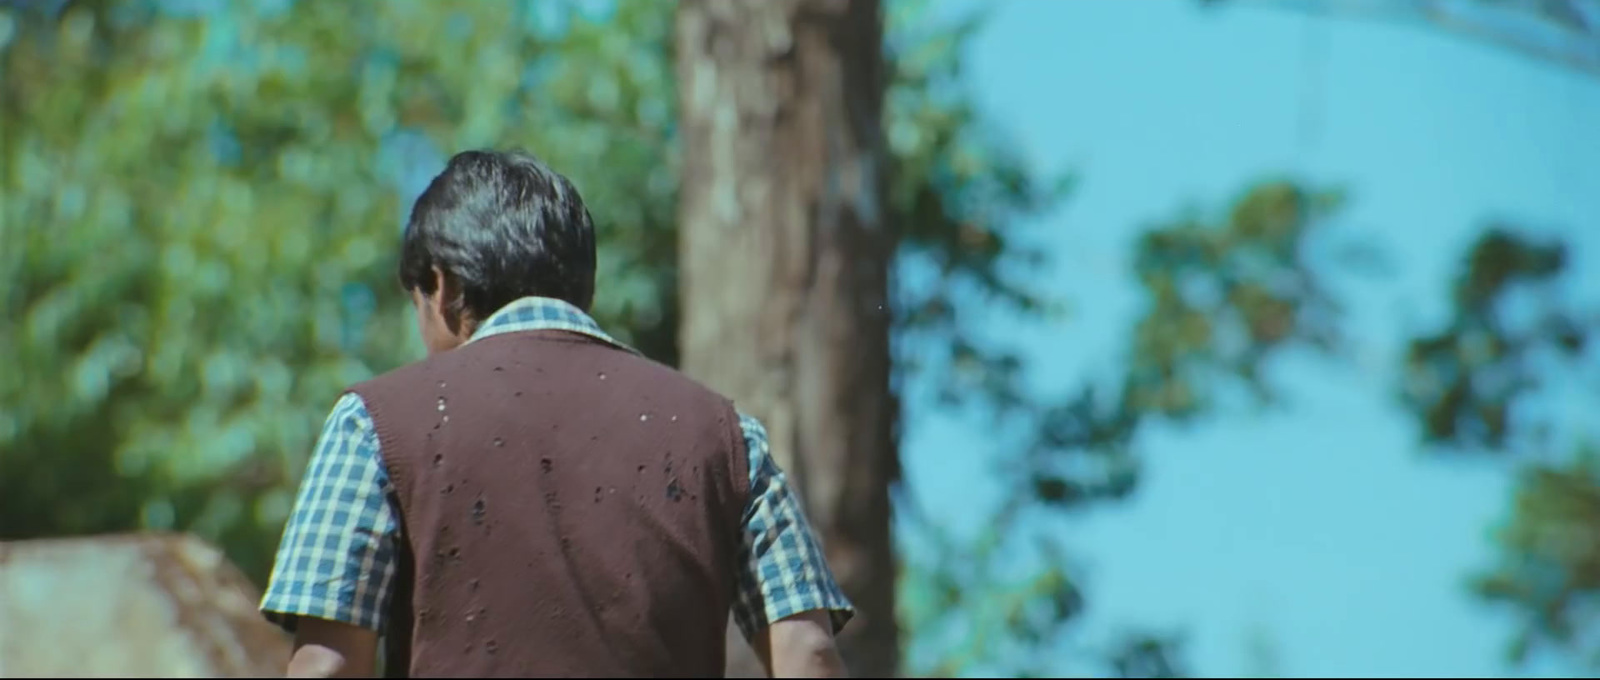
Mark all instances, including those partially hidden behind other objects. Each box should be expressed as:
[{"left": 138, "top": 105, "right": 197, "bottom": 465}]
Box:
[{"left": 674, "top": 0, "right": 898, "bottom": 677}]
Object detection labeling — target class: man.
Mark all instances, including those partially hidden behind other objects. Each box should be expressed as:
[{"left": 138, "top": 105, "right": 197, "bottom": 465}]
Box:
[{"left": 260, "top": 149, "right": 853, "bottom": 678}]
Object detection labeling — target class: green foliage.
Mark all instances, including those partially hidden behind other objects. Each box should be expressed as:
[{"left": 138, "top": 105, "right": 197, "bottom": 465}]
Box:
[
  {"left": 900, "top": 177, "right": 1362, "bottom": 677},
  {"left": 1106, "top": 632, "right": 1190, "bottom": 679},
  {"left": 1126, "top": 182, "right": 1350, "bottom": 416},
  {"left": 1016, "top": 180, "right": 1353, "bottom": 514},
  {"left": 886, "top": 0, "right": 1068, "bottom": 418},
  {"left": 878, "top": 8, "right": 1364, "bottom": 673},
  {"left": 0, "top": 0, "right": 682, "bottom": 583},
  {"left": 1402, "top": 228, "right": 1600, "bottom": 667},
  {"left": 1474, "top": 445, "right": 1600, "bottom": 667},
  {"left": 0, "top": 0, "right": 1089, "bottom": 671},
  {"left": 1401, "top": 228, "right": 1588, "bottom": 451},
  {"left": 0, "top": 1, "right": 1368, "bottom": 675},
  {"left": 1200, "top": 1, "right": 1600, "bottom": 664}
]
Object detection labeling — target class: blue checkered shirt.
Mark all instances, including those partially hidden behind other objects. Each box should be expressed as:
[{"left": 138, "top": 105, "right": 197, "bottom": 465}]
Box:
[{"left": 260, "top": 297, "right": 853, "bottom": 641}]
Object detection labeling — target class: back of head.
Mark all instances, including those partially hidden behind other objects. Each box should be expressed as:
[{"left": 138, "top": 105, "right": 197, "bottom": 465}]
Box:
[{"left": 398, "top": 149, "right": 597, "bottom": 320}]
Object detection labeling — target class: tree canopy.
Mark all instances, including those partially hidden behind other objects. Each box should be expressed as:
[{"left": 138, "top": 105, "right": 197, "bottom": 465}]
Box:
[
  {"left": 1, "top": 0, "right": 1489, "bottom": 676},
  {"left": 0, "top": 0, "right": 1102, "bottom": 672},
  {"left": 1398, "top": 228, "right": 1600, "bottom": 668}
]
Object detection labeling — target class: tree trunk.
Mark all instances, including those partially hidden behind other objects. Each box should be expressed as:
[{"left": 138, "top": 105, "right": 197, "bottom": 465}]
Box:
[{"left": 674, "top": 0, "right": 899, "bottom": 677}]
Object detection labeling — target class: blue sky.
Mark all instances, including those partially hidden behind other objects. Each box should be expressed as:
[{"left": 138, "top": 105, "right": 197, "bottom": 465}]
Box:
[{"left": 897, "top": 0, "right": 1600, "bottom": 677}]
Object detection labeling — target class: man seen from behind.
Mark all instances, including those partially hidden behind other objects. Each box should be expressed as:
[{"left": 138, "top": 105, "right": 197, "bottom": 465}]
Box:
[{"left": 258, "top": 149, "right": 853, "bottom": 678}]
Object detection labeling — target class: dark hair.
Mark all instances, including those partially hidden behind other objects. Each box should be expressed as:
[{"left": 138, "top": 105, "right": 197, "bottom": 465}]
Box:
[{"left": 398, "top": 149, "right": 597, "bottom": 321}]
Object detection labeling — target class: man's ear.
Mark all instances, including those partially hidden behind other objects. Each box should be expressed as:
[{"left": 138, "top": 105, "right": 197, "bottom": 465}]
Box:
[
  {"left": 431, "top": 266, "right": 468, "bottom": 335},
  {"left": 428, "top": 266, "right": 450, "bottom": 317}
]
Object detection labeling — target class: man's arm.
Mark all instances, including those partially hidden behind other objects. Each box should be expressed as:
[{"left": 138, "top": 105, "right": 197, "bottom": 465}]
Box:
[
  {"left": 750, "top": 611, "right": 849, "bottom": 679},
  {"left": 732, "top": 414, "right": 854, "bottom": 678},
  {"left": 260, "top": 393, "right": 402, "bottom": 679},
  {"left": 287, "top": 619, "right": 379, "bottom": 679}
]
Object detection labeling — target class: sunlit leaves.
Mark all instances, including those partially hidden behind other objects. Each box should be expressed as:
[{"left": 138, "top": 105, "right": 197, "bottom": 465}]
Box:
[
  {"left": 1, "top": 1, "right": 1084, "bottom": 667},
  {"left": 0, "top": 0, "right": 679, "bottom": 582},
  {"left": 1126, "top": 181, "right": 1349, "bottom": 421},
  {"left": 909, "top": 179, "right": 1357, "bottom": 678},
  {"left": 1107, "top": 633, "right": 1190, "bottom": 679},
  {"left": 899, "top": 498, "right": 1088, "bottom": 677},
  {"left": 1474, "top": 446, "right": 1600, "bottom": 666},
  {"left": 3, "top": 2, "right": 1361, "bottom": 676},
  {"left": 1008, "top": 180, "right": 1355, "bottom": 516},
  {"left": 1401, "top": 228, "right": 1593, "bottom": 452},
  {"left": 887, "top": 0, "right": 1068, "bottom": 419},
  {"left": 1403, "top": 228, "right": 1600, "bottom": 667}
]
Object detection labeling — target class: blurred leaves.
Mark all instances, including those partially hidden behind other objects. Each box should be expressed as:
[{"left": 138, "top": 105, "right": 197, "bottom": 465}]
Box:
[
  {"left": 1012, "top": 180, "right": 1356, "bottom": 515},
  {"left": 0, "top": 0, "right": 1369, "bottom": 675},
  {"left": 886, "top": 0, "right": 1068, "bottom": 415},
  {"left": 1107, "top": 632, "right": 1190, "bottom": 679},
  {"left": 1127, "top": 181, "right": 1350, "bottom": 418},
  {"left": 0, "top": 0, "right": 1142, "bottom": 673},
  {"left": 898, "top": 497, "right": 1089, "bottom": 678},
  {"left": 900, "top": 173, "right": 1366, "bottom": 676},
  {"left": 1400, "top": 227, "right": 1593, "bottom": 452},
  {"left": 1404, "top": 228, "right": 1600, "bottom": 668},
  {"left": 1474, "top": 445, "right": 1600, "bottom": 667},
  {"left": 0, "top": 0, "right": 681, "bottom": 582}
]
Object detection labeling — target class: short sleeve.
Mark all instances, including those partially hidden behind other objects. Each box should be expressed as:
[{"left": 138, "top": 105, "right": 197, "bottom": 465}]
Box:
[
  {"left": 729, "top": 413, "right": 855, "bottom": 641},
  {"left": 259, "top": 392, "right": 401, "bottom": 633}
]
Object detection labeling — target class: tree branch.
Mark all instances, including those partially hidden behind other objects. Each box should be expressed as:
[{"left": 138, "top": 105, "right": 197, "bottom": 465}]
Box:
[{"left": 1213, "top": 0, "right": 1600, "bottom": 79}]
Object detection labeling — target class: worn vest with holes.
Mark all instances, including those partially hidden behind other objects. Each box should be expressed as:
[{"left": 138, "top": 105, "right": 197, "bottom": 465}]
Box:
[{"left": 348, "top": 330, "right": 751, "bottom": 678}]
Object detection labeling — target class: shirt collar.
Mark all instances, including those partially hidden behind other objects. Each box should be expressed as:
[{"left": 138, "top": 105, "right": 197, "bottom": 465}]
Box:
[{"left": 467, "top": 297, "right": 638, "bottom": 355}]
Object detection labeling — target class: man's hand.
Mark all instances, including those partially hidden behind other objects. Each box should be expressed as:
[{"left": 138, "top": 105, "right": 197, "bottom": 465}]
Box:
[
  {"left": 751, "top": 610, "right": 849, "bottom": 678},
  {"left": 287, "top": 618, "right": 379, "bottom": 679}
]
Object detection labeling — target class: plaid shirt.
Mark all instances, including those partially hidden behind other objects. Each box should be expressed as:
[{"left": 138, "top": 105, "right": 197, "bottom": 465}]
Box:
[{"left": 260, "top": 297, "right": 853, "bottom": 641}]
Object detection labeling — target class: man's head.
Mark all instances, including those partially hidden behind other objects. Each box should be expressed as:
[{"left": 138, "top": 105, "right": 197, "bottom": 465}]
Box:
[{"left": 399, "top": 149, "right": 597, "bottom": 355}]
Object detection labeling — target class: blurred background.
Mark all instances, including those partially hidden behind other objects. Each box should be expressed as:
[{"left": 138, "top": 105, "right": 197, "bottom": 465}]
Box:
[{"left": 2, "top": 0, "right": 1598, "bottom": 677}]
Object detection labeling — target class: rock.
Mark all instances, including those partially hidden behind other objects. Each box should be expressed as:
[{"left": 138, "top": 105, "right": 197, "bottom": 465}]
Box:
[{"left": 0, "top": 532, "right": 290, "bottom": 678}]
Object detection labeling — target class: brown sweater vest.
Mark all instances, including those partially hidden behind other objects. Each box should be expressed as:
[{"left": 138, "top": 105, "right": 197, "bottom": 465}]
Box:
[{"left": 349, "top": 330, "right": 751, "bottom": 678}]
